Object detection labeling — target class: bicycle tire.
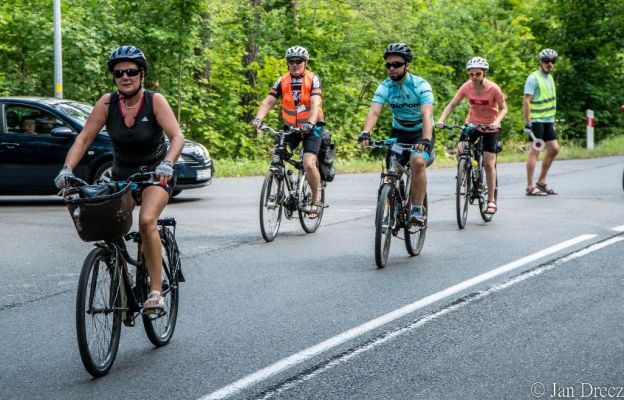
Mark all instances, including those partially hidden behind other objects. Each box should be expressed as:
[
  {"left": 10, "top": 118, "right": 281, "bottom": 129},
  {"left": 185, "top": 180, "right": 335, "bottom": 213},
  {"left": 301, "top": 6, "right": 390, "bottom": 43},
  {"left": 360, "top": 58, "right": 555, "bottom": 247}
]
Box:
[
  {"left": 479, "top": 167, "right": 498, "bottom": 223},
  {"left": 143, "top": 227, "right": 180, "bottom": 347},
  {"left": 405, "top": 194, "right": 427, "bottom": 256},
  {"left": 76, "top": 246, "right": 122, "bottom": 377},
  {"left": 298, "top": 170, "right": 324, "bottom": 233},
  {"left": 456, "top": 158, "right": 470, "bottom": 229},
  {"left": 375, "top": 184, "right": 395, "bottom": 268},
  {"left": 259, "top": 170, "right": 283, "bottom": 242}
]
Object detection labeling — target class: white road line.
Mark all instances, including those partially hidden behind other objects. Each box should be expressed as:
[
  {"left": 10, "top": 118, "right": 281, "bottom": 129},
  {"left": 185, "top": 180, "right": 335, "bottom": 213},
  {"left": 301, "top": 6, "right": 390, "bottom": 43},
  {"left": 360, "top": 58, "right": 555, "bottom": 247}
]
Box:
[
  {"left": 199, "top": 234, "right": 595, "bottom": 400},
  {"left": 259, "top": 236, "right": 624, "bottom": 399},
  {"left": 612, "top": 225, "right": 624, "bottom": 232}
]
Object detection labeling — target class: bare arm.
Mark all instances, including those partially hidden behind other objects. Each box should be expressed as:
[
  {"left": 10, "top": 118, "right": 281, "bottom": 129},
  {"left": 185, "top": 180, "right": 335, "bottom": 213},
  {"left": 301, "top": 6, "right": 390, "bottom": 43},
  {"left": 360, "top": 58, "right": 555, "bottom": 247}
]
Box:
[
  {"left": 308, "top": 95, "right": 322, "bottom": 125},
  {"left": 62, "top": 94, "right": 109, "bottom": 169},
  {"left": 491, "top": 97, "right": 508, "bottom": 128},
  {"left": 436, "top": 92, "right": 463, "bottom": 127},
  {"left": 362, "top": 102, "right": 383, "bottom": 133},
  {"left": 153, "top": 93, "right": 184, "bottom": 165},
  {"left": 522, "top": 94, "right": 532, "bottom": 124},
  {"left": 254, "top": 95, "right": 278, "bottom": 122},
  {"left": 420, "top": 103, "right": 433, "bottom": 141}
]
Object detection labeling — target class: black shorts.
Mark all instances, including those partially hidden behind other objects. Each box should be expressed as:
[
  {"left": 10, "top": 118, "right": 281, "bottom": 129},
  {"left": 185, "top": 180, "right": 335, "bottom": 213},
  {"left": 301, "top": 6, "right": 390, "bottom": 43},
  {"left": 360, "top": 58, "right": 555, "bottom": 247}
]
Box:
[
  {"left": 284, "top": 130, "right": 322, "bottom": 156},
  {"left": 385, "top": 128, "right": 435, "bottom": 168},
  {"left": 112, "top": 161, "right": 176, "bottom": 202},
  {"left": 466, "top": 128, "right": 500, "bottom": 154},
  {"left": 530, "top": 122, "right": 557, "bottom": 142}
]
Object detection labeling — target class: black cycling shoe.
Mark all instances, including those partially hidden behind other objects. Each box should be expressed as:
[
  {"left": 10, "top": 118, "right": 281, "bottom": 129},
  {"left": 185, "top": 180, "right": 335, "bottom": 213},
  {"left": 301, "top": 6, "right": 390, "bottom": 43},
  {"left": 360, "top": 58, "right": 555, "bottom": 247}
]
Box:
[{"left": 408, "top": 209, "right": 426, "bottom": 226}]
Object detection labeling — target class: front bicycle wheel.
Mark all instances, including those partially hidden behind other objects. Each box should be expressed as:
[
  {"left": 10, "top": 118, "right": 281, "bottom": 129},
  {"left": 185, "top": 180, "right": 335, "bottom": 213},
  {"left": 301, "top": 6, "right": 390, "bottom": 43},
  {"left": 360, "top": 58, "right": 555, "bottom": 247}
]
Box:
[
  {"left": 143, "top": 227, "right": 179, "bottom": 347},
  {"left": 76, "top": 246, "right": 122, "bottom": 377},
  {"left": 456, "top": 159, "right": 470, "bottom": 229},
  {"left": 259, "top": 170, "right": 284, "bottom": 242},
  {"left": 405, "top": 194, "right": 427, "bottom": 256},
  {"left": 298, "top": 170, "right": 324, "bottom": 233},
  {"left": 375, "top": 184, "right": 395, "bottom": 268}
]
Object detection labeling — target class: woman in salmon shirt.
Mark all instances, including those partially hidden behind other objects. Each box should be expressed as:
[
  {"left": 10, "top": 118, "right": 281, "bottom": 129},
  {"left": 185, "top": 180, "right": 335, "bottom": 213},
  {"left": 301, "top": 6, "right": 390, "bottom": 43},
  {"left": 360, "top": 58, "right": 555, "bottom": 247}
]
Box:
[{"left": 436, "top": 57, "right": 508, "bottom": 215}]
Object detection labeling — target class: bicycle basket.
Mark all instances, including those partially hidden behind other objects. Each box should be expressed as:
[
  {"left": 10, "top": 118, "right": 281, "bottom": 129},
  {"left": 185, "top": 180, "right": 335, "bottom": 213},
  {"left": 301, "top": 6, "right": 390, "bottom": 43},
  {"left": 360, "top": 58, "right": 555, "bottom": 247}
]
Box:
[{"left": 64, "top": 182, "right": 135, "bottom": 242}]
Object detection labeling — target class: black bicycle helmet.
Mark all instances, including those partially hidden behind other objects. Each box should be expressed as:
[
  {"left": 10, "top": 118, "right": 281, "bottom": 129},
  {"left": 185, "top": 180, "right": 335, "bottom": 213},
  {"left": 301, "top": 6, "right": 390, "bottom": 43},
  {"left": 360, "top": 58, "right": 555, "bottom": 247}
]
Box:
[
  {"left": 383, "top": 43, "right": 413, "bottom": 62},
  {"left": 107, "top": 46, "right": 148, "bottom": 72}
]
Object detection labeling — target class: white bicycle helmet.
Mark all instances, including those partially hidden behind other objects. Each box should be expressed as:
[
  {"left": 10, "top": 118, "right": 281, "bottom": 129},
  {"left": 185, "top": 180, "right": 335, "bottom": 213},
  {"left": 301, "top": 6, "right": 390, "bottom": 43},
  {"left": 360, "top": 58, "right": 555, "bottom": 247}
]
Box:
[
  {"left": 539, "top": 48, "right": 558, "bottom": 60},
  {"left": 285, "top": 46, "right": 309, "bottom": 60},
  {"left": 466, "top": 56, "right": 489, "bottom": 71}
]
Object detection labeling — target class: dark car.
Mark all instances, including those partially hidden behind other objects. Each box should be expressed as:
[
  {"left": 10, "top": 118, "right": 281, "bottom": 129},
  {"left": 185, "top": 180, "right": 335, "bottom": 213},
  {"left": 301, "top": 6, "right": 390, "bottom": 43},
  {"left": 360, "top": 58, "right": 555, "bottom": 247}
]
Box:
[{"left": 0, "top": 96, "right": 213, "bottom": 196}]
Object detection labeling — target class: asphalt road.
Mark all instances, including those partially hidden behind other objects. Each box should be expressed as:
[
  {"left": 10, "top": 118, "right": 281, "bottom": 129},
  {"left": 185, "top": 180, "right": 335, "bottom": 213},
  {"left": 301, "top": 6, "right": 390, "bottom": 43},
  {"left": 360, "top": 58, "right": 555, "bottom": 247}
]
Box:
[{"left": 1, "top": 156, "right": 623, "bottom": 400}]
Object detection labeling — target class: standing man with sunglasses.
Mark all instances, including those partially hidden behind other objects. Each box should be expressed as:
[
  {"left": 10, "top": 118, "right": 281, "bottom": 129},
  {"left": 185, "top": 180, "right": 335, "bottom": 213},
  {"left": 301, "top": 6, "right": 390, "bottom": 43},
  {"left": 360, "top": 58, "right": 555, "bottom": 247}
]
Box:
[
  {"left": 358, "top": 43, "right": 435, "bottom": 225},
  {"left": 252, "top": 46, "right": 325, "bottom": 218},
  {"left": 54, "top": 45, "right": 185, "bottom": 312},
  {"left": 436, "top": 57, "right": 507, "bottom": 215},
  {"left": 524, "top": 48, "right": 559, "bottom": 196}
]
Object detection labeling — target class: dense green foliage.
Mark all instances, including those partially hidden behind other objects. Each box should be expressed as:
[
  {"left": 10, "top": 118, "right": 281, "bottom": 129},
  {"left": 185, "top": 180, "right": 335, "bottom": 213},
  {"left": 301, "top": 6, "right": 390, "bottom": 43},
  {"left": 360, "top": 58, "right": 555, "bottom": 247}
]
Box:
[{"left": 0, "top": 0, "right": 621, "bottom": 161}]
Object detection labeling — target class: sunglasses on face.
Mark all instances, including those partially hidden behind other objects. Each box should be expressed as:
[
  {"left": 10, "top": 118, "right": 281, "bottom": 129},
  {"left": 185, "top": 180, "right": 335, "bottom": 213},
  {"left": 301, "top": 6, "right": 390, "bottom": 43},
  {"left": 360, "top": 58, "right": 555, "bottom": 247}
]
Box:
[
  {"left": 385, "top": 62, "right": 406, "bottom": 70},
  {"left": 469, "top": 71, "right": 484, "bottom": 77},
  {"left": 542, "top": 59, "right": 556, "bottom": 65},
  {"left": 113, "top": 68, "right": 141, "bottom": 79},
  {"left": 287, "top": 59, "right": 304, "bottom": 65}
]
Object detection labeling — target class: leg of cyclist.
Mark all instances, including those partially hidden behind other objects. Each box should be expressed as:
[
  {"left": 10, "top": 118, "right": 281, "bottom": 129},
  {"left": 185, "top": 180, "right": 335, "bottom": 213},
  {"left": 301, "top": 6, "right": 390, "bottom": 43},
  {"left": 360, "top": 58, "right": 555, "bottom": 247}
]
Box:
[
  {"left": 408, "top": 153, "right": 427, "bottom": 225},
  {"left": 483, "top": 151, "right": 497, "bottom": 213},
  {"left": 301, "top": 131, "right": 323, "bottom": 218},
  {"left": 138, "top": 185, "right": 170, "bottom": 309}
]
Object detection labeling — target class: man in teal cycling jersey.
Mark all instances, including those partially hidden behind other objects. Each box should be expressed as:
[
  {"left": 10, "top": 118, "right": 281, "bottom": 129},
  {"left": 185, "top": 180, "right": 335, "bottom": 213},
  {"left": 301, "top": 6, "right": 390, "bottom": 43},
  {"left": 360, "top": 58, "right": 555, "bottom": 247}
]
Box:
[{"left": 359, "top": 43, "right": 435, "bottom": 225}]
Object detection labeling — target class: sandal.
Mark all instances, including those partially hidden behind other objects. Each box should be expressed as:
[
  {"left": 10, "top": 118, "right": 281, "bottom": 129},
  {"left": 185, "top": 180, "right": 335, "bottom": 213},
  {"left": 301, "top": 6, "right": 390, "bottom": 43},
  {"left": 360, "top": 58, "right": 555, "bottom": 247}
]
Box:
[
  {"left": 536, "top": 182, "right": 557, "bottom": 195},
  {"left": 144, "top": 290, "right": 165, "bottom": 311},
  {"left": 526, "top": 187, "right": 547, "bottom": 196},
  {"left": 308, "top": 201, "right": 323, "bottom": 219},
  {"left": 484, "top": 201, "right": 497, "bottom": 215}
]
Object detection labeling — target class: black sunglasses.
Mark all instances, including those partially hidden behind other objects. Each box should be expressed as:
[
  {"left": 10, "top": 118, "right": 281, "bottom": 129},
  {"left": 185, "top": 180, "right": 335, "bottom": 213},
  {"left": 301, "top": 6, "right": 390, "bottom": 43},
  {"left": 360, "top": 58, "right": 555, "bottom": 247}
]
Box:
[
  {"left": 385, "top": 61, "right": 406, "bottom": 70},
  {"left": 541, "top": 59, "right": 556, "bottom": 64},
  {"left": 113, "top": 68, "right": 141, "bottom": 79},
  {"left": 287, "top": 59, "right": 304, "bottom": 65}
]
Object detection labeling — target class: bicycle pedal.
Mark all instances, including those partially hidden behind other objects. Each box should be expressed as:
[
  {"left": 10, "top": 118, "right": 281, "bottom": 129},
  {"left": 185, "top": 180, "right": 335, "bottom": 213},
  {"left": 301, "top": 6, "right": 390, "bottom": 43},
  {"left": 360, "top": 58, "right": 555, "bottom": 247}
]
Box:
[
  {"left": 142, "top": 308, "right": 167, "bottom": 317},
  {"left": 123, "top": 318, "right": 135, "bottom": 327}
]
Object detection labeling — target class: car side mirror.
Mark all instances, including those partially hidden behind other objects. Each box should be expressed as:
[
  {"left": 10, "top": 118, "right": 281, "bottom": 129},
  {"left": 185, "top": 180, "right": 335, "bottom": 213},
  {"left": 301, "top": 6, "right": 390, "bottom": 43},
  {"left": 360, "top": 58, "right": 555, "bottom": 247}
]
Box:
[{"left": 51, "top": 126, "right": 75, "bottom": 137}]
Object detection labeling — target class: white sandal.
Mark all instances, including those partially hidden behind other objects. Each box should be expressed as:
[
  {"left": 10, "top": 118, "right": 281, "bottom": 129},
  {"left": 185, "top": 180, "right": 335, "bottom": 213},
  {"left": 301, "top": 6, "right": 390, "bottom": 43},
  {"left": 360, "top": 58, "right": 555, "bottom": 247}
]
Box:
[{"left": 144, "top": 290, "right": 165, "bottom": 311}]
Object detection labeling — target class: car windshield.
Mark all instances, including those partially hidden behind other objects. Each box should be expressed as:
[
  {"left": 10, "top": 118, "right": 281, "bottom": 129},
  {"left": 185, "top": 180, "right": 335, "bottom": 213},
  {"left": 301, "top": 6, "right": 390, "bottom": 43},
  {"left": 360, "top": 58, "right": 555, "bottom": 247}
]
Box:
[{"left": 52, "top": 101, "right": 94, "bottom": 125}]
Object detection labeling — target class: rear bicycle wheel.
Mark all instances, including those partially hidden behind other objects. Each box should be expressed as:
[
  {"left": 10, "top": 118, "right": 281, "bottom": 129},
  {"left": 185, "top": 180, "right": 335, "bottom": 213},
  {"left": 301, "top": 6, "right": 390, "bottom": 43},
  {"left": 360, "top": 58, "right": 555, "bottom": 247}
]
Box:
[
  {"left": 298, "top": 170, "right": 324, "bottom": 233},
  {"left": 76, "top": 246, "right": 122, "bottom": 377},
  {"left": 143, "top": 227, "right": 180, "bottom": 347},
  {"left": 259, "top": 170, "right": 284, "bottom": 242},
  {"left": 456, "top": 159, "right": 470, "bottom": 229},
  {"left": 479, "top": 165, "right": 498, "bottom": 223},
  {"left": 375, "top": 184, "right": 395, "bottom": 268},
  {"left": 405, "top": 194, "right": 427, "bottom": 256}
]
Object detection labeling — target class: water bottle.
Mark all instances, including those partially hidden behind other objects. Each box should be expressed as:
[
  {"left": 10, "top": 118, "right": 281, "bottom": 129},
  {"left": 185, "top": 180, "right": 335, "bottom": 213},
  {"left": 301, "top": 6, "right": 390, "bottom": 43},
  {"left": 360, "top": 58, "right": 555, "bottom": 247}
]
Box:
[{"left": 287, "top": 170, "right": 297, "bottom": 191}]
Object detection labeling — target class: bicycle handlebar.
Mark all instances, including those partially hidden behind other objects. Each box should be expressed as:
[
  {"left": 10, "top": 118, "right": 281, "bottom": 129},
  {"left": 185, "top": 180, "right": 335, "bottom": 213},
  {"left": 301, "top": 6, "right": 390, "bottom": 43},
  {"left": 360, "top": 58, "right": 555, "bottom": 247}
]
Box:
[
  {"left": 439, "top": 123, "right": 496, "bottom": 133},
  {"left": 260, "top": 125, "right": 302, "bottom": 137}
]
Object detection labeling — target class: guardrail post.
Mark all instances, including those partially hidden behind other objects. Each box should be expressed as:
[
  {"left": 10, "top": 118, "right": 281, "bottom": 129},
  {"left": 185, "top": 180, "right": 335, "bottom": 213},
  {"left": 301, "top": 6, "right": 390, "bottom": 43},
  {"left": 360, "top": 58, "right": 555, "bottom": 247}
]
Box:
[{"left": 586, "top": 109, "right": 594, "bottom": 150}]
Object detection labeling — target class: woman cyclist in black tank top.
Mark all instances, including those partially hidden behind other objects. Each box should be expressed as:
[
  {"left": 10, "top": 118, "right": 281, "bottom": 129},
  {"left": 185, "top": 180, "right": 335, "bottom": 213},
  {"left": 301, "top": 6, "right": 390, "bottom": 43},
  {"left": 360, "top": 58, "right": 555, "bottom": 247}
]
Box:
[{"left": 54, "top": 46, "right": 185, "bottom": 311}]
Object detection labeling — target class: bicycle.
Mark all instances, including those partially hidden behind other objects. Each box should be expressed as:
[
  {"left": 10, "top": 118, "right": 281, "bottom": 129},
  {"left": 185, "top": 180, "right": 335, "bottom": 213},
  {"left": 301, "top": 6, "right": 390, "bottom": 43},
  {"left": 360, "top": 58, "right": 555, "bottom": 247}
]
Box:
[
  {"left": 258, "top": 125, "right": 326, "bottom": 242},
  {"left": 441, "top": 124, "right": 498, "bottom": 229},
  {"left": 367, "top": 138, "right": 427, "bottom": 268},
  {"left": 61, "top": 171, "right": 183, "bottom": 377}
]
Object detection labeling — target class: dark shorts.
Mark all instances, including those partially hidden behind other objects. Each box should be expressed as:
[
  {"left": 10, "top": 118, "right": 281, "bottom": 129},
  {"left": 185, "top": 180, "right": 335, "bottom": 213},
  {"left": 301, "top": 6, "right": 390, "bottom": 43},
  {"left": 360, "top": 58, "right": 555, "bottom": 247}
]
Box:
[
  {"left": 530, "top": 122, "right": 557, "bottom": 142},
  {"left": 465, "top": 128, "right": 500, "bottom": 154},
  {"left": 285, "top": 129, "right": 322, "bottom": 156},
  {"left": 112, "top": 161, "right": 176, "bottom": 202},
  {"left": 385, "top": 128, "right": 435, "bottom": 168}
]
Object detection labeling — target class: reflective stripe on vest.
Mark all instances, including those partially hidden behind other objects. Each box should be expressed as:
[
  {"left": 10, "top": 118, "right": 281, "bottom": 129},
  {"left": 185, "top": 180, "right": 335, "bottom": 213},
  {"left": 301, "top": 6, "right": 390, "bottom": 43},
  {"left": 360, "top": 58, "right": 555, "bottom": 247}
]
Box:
[
  {"left": 530, "top": 70, "right": 557, "bottom": 119},
  {"left": 280, "top": 71, "right": 323, "bottom": 127}
]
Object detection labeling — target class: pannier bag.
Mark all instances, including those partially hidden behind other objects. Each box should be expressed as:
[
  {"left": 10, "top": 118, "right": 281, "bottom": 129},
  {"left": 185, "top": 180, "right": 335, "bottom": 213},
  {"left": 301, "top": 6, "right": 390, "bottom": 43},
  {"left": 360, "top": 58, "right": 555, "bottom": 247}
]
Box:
[
  {"left": 64, "top": 182, "right": 135, "bottom": 242},
  {"left": 319, "top": 129, "right": 336, "bottom": 182}
]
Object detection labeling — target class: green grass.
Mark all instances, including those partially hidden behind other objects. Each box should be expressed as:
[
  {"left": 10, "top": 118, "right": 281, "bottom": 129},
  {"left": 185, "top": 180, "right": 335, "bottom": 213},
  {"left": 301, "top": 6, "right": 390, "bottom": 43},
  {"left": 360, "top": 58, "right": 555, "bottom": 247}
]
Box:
[{"left": 214, "top": 135, "right": 624, "bottom": 177}]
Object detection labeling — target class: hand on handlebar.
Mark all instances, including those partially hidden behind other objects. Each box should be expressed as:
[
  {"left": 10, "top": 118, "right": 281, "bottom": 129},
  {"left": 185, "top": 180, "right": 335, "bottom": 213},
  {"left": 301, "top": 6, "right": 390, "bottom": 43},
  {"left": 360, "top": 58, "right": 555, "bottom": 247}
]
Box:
[
  {"left": 155, "top": 160, "right": 174, "bottom": 186},
  {"left": 251, "top": 117, "right": 263, "bottom": 131},
  {"left": 415, "top": 138, "right": 432, "bottom": 153},
  {"left": 435, "top": 122, "right": 445, "bottom": 129},
  {"left": 358, "top": 131, "right": 371, "bottom": 147}
]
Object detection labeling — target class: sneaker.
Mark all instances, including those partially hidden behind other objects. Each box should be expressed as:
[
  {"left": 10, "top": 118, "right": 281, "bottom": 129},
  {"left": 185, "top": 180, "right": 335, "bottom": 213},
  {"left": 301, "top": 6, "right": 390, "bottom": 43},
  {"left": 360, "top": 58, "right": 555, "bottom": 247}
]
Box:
[{"left": 408, "top": 209, "right": 426, "bottom": 226}]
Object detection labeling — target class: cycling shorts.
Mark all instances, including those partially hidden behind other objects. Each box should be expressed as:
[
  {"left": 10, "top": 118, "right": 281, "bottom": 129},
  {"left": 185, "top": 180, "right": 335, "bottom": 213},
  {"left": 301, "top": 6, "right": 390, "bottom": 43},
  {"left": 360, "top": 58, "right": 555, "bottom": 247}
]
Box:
[
  {"left": 530, "top": 122, "right": 557, "bottom": 142},
  {"left": 464, "top": 128, "right": 500, "bottom": 154},
  {"left": 385, "top": 128, "right": 435, "bottom": 169},
  {"left": 284, "top": 129, "right": 322, "bottom": 156}
]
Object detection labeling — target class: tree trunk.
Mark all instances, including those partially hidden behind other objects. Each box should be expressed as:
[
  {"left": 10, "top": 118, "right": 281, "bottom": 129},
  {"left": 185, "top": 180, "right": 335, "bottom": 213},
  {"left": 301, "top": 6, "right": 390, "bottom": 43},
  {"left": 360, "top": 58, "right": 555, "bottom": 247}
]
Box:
[{"left": 242, "top": 0, "right": 261, "bottom": 123}]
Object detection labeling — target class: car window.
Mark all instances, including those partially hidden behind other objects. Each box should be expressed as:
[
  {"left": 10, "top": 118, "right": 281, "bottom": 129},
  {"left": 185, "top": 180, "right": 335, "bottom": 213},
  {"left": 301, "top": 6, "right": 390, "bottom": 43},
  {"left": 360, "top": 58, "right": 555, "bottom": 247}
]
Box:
[{"left": 3, "top": 104, "right": 68, "bottom": 135}]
